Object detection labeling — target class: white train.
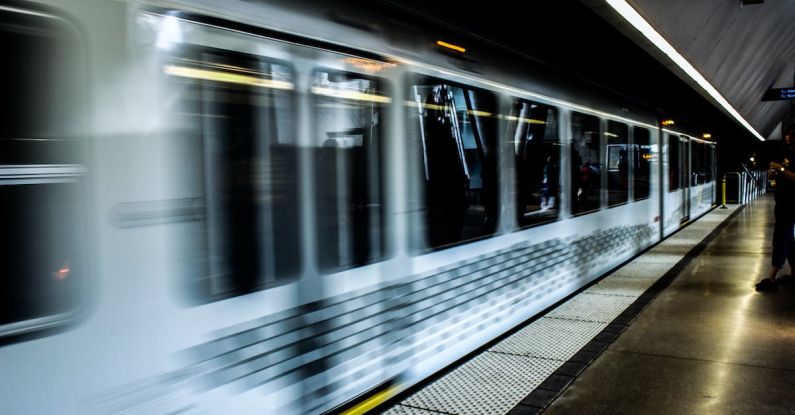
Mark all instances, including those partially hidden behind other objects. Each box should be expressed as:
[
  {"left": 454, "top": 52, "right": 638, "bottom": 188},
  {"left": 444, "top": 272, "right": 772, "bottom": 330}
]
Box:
[{"left": 0, "top": 1, "right": 717, "bottom": 413}]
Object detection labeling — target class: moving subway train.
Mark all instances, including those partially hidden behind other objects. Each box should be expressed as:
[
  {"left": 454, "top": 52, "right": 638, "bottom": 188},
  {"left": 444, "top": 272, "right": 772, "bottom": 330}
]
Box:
[{"left": 0, "top": 0, "right": 717, "bottom": 413}]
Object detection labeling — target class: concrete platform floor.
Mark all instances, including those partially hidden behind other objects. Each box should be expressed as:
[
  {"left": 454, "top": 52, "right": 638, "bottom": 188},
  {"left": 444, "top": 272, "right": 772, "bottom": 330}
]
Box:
[{"left": 545, "top": 195, "right": 795, "bottom": 415}]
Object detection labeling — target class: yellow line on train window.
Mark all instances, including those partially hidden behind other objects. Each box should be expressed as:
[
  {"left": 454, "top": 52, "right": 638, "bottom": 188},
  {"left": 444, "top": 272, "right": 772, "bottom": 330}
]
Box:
[
  {"left": 164, "top": 65, "right": 294, "bottom": 90},
  {"left": 311, "top": 87, "right": 392, "bottom": 104}
]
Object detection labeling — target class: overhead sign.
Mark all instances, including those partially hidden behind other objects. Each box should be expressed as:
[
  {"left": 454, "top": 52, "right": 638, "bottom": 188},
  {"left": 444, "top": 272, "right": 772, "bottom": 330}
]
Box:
[{"left": 762, "top": 87, "right": 795, "bottom": 101}]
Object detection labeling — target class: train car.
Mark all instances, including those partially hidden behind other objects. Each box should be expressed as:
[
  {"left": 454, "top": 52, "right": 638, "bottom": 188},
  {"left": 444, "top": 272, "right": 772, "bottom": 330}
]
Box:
[
  {"left": 0, "top": 0, "right": 716, "bottom": 413},
  {"left": 662, "top": 131, "right": 717, "bottom": 234}
]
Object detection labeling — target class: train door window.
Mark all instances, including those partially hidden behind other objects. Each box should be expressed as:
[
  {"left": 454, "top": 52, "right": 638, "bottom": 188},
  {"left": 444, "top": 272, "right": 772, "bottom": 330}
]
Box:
[
  {"left": 706, "top": 144, "right": 715, "bottom": 182},
  {"left": 407, "top": 77, "right": 498, "bottom": 250},
  {"left": 690, "top": 141, "right": 697, "bottom": 186},
  {"left": 0, "top": 7, "right": 86, "bottom": 334},
  {"left": 691, "top": 141, "right": 704, "bottom": 185},
  {"left": 311, "top": 70, "right": 387, "bottom": 272},
  {"left": 167, "top": 47, "right": 300, "bottom": 299},
  {"left": 668, "top": 133, "right": 680, "bottom": 191},
  {"left": 606, "top": 121, "right": 628, "bottom": 207},
  {"left": 632, "top": 127, "right": 651, "bottom": 201},
  {"left": 571, "top": 113, "right": 602, "bottom": 215},
  {"left": 679, "top": 136, "right": 689, "bottom": 189},
  {"left": 505, "top": 99, "right": 560, "bottom": 227}
]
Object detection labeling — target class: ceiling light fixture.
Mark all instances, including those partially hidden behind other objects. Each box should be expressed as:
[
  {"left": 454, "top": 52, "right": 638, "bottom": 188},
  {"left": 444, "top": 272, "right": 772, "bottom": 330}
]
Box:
[{"left": 604, "top": 0, "right": 765, "bottom": 141}]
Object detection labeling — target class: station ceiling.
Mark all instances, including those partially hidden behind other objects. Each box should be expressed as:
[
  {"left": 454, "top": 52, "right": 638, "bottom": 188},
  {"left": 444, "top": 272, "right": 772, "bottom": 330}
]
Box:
[{"left": 591, "top": 0, "right": 795, "bottom": 141}]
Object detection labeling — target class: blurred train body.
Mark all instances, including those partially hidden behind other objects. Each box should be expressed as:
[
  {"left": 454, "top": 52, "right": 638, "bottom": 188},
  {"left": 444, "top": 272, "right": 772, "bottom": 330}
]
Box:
[{"left": 0, "top": 1, "right": 717, "bottom": 413}]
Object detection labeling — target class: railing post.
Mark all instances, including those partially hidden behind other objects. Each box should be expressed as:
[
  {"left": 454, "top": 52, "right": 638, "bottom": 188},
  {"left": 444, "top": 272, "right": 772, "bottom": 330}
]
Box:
[{"left": 720, "top": 175, "right": 728, "bottom": 209}]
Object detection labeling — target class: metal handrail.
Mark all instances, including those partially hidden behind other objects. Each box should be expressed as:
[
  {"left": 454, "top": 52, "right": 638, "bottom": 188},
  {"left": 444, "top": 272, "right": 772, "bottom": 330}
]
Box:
[{"left": 723, "top": 170, "right": 767, "bottom": 205}]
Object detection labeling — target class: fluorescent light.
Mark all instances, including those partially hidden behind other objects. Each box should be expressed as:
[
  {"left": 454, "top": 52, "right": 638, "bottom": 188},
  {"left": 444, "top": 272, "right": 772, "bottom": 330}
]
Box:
[
  {"left": 604, "top": 0, "right": 765, "bottom": 141},
  {"left": 311, "top": 87, "right": 392, "bottom": 104},
  {"left": 164, "top": 65, "right": 294, "bottom": 90}
]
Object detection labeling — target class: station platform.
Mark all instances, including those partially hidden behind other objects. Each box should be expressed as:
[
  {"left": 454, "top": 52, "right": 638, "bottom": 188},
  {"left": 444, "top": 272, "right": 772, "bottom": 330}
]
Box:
[{"left": 381, "top": 194, "right": 794, "bottom": 414}]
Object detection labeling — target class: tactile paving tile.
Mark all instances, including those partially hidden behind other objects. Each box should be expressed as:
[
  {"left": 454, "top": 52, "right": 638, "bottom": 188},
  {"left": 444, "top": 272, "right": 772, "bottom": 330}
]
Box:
[
  {"left": 490, "top": 317, "right": 606, "bottom": 360},
  {"left": 546, "top": 292, "right": 636, "bottom": 323},
  {"left": 585, "top": 276, "right": 657, "bottom": 297},
  {"left": 382, "top": 404, "right": 449, "bottom": 415},
  {"left": 402, "top": 352, "right": 559, "bottom": 415},
  {"left": 653, "top": 241, "right": 697, "bottom": 254},
  {"left": 664, "top": 233, "right": 706, "bottom": 245},
  {"left": 610, "top": 261, "right": 674, "bottom": 280},
  {"left": 633, "top": 252, "right": 685, "bottom": 264}
]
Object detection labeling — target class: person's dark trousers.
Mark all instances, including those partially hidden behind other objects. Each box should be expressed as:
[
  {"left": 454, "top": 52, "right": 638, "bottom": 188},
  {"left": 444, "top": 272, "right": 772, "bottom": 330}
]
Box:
[{"left": 772, "top": 204, "right": 795, "bottom": 268}]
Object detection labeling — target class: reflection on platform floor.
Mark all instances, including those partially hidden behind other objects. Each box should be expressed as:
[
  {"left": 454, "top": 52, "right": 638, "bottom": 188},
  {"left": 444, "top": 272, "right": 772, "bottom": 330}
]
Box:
[
  {"left": 545, "top": 195, "right": 795, "bottom": 415},
  {"left": 384, "top": 203, "right": 743, "bottom": 414}
]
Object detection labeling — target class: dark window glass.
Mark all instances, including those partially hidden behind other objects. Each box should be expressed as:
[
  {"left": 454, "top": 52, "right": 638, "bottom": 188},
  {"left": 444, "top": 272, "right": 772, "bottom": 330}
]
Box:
[
  {"left": 690, "top": 142, "right": 698, "bottom": 185},
  {"left": 571, "top": 113, "right": 601, "bottom": 214},
  {"left": 632, "top": 127, "right": 651, "bottom": 200},
  {"left": 1, "top": 183, "right": 83, "bottom": 326},
  {"left": 668, "top": 134, "right": 680, "bottom": 191},
  {"left": 169, "top": 47, "right": 299, "bottom": 298},
  {"left": 408, "top": 78, "right": 498, "bottom": 250},
  {"left": 506, "top": 99, "right": 559, "bottom": 227},
  {"left": 606, "top": 121, "right": 629, "bottom": 207},
  {"left": 706, "top": 145, "right": 714, "bottom": 182},
  {"left": 691, "top": 141, "right": 705, "bottom": 185},
  {"left": 680, "top": 136, "right": 689, "bottom": 189},
  {"left": 0, "top": 7, "right": 85, "bottom": 334},
  {"left": 312, "top": 70, "right": 387, "bottom": 272},
  {"left": 0, "top": 9, "right": 81, "bottom": 164}
]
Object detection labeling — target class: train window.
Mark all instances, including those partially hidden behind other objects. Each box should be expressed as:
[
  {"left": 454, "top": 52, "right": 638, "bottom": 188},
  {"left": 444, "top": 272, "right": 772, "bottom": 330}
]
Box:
[
  {"left": 168, "top": 47, "right": 300, "bottom": 298},
  {"left": 668, "top": 134, "right": 680, "bottom": 191},
  {"left": 691, "top": 141, "right": 705, "bottom": 185},
  {"left": 606, "top": 121, "right": 629, "bottom": 207},
  {"left": 706, "top": 145, "right": 715, "bottom": 183},
  {"left": 505, "top": 99, "right": 560, "bottom": 227},
  {"left": 1, "top": 183, "right": 84, "bottom": 327},
  {"left": 407, "top": 77, "right": 498, "bottom": 250},
  {"left": 691, "top": 142, "right": 699, "bottom": 185},
  {"left": 0, "top": 9, "right": 81, "bottom": 164},
  {"left": 0, "top": 7, "right": 86, "bottom": 335},
  {"left": 632, "top": 127, "right": 651, "bottom": 200},
  {"left": 312, "top": 70, "right": 387, "bottom": 272},
  {"left": 571, "top": 113, "right": 602, "bottom": 215}
]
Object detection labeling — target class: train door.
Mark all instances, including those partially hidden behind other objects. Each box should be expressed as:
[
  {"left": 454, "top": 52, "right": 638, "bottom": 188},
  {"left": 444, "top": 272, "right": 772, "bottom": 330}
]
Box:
[{"left": 664, "top": 132, "right": 688, "bottom": 234}]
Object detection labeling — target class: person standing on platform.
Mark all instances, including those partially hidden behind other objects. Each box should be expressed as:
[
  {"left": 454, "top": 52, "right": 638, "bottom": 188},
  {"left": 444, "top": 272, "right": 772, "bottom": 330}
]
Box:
[{"left": 756, "top": 129, "right": 795, "bottom": 291}]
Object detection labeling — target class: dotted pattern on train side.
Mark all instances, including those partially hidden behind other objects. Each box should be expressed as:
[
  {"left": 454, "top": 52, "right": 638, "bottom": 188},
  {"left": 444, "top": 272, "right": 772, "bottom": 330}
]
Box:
[{"left": 87, "top": 223, "right": 656, "bottom": 414}]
